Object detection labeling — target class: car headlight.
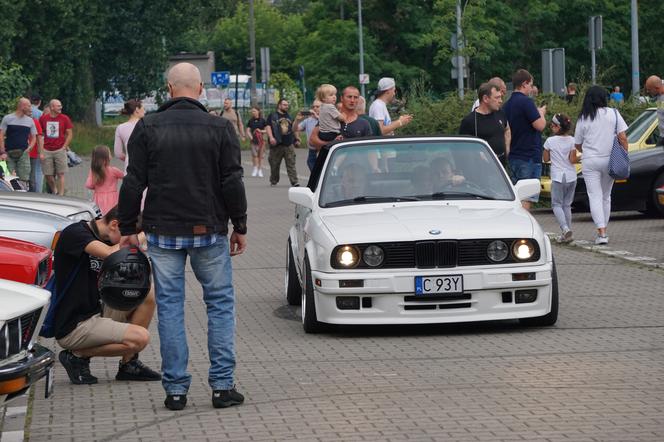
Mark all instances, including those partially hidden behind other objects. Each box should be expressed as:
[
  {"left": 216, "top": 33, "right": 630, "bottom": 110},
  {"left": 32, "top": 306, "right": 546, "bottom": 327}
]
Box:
[
  {"left": 362, "top": 245, "right": 384, "bottom": 267},
  {"left": 335, "top": 245, "right": 360, "bottom": 268},
  {"left": 487, "top": 240, "right": 509, "bottom": 262},
  {"left": 512, "top": 239, "right": 535, "bottom": 261},
  {"left": 68, "top": 211, "right": 93, "bottom": 222}
]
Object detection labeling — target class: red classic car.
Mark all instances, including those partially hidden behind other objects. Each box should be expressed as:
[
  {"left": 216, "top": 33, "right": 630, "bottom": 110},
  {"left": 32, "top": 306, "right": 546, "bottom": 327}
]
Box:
[{"left": 0, "top": 236, "right": 52, "bottom": 287}]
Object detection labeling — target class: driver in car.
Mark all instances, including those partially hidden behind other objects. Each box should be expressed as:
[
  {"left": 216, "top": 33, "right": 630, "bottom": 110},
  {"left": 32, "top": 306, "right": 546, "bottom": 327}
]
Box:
[
  {"left": 339, "top": 163, "right": 369, "bottom": 199},
  {"left": 432, "top": 157, "right": 465, "bottom": 192}
]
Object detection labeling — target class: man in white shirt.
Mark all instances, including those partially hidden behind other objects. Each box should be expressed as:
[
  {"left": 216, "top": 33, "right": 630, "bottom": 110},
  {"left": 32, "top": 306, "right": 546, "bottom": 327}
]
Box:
[{"left": 368, "top": 77, "right": 412, "bottom": 135}]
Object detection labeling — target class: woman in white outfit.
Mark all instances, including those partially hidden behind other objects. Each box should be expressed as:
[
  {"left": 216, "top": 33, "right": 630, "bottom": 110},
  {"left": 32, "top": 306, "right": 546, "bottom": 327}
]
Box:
[{"left": 574, "top": 86, "right": 628, "bottom": 245}]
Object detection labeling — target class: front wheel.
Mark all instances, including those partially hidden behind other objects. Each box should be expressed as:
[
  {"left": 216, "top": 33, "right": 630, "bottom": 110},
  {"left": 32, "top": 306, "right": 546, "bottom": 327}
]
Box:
[
  {"left": 520, "top": 258, "right": 559, "bottom": 327},
  {"left": 302, "top": 256, "right": 325, "bottom": 333},
  {"left": 285, "top": 238, "right": 302, "bottom": 306}
]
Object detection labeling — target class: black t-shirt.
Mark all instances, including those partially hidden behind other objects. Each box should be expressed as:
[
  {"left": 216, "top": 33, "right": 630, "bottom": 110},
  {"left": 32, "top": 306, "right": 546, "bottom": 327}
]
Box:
[
  {"left": 459, "top": 110, "right": 508, "bottom": 158},
  {"left": 247, "top": 117, "right": 267, "bottom": 144},
  {"left": 341, "top": 117, "right": 372, "bottom": 139},
  {"left": 53, "top": 221, "right": 105, "bottom": 339},
  {"left": 267, "top": 111, "right": 294, "bottom": 146}
]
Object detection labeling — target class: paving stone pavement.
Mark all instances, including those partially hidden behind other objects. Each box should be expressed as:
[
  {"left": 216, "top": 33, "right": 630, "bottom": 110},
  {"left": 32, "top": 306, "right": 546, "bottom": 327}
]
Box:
[{"left": 5, "top": 149, "right": 664, "bottom": 441}]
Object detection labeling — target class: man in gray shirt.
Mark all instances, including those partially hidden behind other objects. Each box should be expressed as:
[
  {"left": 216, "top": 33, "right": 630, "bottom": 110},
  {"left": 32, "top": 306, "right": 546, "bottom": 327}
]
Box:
[
  {"left": 0, "top": 97, "right": 37, "bottom": 186},
  {"left": 645, "top": 75, "right": 664, "bottom": 146}
]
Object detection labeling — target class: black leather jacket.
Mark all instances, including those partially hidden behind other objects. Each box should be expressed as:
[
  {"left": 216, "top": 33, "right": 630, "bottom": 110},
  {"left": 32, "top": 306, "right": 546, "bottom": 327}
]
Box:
[{"left": 118, "top": 97, "right": 247, "bottom": 236}]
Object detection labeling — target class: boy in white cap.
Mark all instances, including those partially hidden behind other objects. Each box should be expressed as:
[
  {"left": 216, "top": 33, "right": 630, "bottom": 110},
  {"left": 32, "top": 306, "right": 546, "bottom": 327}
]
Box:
[{"left": 369, "top": 77, "right": 413, "bottom": 135}]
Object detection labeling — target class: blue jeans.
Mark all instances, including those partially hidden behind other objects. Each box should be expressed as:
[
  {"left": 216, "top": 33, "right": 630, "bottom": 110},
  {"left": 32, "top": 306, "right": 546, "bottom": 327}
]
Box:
[
  {"left": 29, "top": 157, "right": 43, "bottom": 193},
  {"left": 307, "top": 148, "right": 317, "bottom": 172},
  {"left": 508, "top": 157, "right": 542, "bottom": 202},
  {"left": 148, "top": 237, "right": 236, "bottom": 394}
]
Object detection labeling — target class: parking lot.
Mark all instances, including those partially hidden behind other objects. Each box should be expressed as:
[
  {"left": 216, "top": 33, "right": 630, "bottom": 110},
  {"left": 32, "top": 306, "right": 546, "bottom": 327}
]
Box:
[{"left": 2, "top": 150, "right": 663, "bottom": 441}]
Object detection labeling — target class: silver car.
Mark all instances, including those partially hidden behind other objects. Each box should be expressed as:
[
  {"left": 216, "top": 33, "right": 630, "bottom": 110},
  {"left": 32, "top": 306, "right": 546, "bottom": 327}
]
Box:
[
  {"left": 0, "top": 205, "right": 73, "bottom": 250},
  {"left": 0, "top": 193, "right": 101, "bottom": 221}
]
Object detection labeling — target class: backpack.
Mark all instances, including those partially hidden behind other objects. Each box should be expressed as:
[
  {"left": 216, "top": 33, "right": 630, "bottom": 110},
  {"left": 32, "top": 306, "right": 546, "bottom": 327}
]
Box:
[{"left": 39, "top": 261, "right": 82, "bottom": 338}]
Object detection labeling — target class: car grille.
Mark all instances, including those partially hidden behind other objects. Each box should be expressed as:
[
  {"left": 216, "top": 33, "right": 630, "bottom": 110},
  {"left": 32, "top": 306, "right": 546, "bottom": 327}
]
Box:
[
  {"left": 0, "top": 308, "right": 42, "bottom": 359},
  {"left": 345, "top": 239, "right": 539, "bottom": 269}
]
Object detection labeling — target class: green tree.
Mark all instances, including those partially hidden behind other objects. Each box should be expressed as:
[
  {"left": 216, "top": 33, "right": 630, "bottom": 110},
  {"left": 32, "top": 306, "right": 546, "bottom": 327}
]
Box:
[
  {"left": 0, "top": 63, "right": 31, "bottom": 115},
  {"left": 211, "top": 1, "right": 305, "bottom": 78}
]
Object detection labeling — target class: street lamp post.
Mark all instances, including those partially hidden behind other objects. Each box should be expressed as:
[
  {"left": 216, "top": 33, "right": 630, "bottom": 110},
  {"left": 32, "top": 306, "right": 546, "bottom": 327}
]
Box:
[
  {"left": 631, "top": 0, "right": 640, "bottom": 98},
  {"left": 456, "top": 0, "right": 464, "bottom": 99},
  {"left": 357, "top": 0, "right": 366, "bottom": 98},
  {"left": 249, "top": 0, "right": 258, "bottom": 107}
]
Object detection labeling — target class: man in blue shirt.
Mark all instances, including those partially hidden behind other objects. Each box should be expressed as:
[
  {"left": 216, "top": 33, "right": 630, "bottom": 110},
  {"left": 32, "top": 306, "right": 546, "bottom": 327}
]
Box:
[
  {"left": 610, "top": 86, "right": 624, "bottom": 104},
  {"left": 503, "top": 69, "right": 547, "bottom": 210}
]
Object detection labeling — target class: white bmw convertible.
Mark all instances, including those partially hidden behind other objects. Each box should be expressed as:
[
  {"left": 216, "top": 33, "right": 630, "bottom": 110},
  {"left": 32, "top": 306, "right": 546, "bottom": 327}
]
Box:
[{"left": 286, "top": 136, "right": 557, "bottom": 333}]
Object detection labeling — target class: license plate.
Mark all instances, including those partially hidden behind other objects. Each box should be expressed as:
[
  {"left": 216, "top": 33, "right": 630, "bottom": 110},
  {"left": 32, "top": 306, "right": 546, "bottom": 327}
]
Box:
[
  {"left": 45, "top": 365, "right": 54, "bottom": 398},
  {"left": 415, "top": 275, "right": 463, "bottom": 295}
]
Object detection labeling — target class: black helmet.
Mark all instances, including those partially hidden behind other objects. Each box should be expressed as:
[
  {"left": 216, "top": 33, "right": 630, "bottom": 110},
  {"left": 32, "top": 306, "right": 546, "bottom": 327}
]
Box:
[{"left": 98, "top": 248, "right": 151, "bottom": 311}]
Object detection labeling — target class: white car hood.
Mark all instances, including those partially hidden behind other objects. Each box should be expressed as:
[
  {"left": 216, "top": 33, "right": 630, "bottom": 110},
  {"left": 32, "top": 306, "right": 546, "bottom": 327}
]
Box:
[
  {"left": 0, "top": 279, "right": 50, "bottom": 321},
  {"left": 320, "top": 204, "right": 534, "bottom": 243}
]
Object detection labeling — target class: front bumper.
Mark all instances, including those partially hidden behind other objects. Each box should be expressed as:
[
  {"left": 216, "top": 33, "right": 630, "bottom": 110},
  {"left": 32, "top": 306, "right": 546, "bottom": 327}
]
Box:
[
  {"left": 0, "top": 344, "right": 55, "bottom": 404},
  {"left": 312, "top": 262, "right": 553, "bottom": 325}
]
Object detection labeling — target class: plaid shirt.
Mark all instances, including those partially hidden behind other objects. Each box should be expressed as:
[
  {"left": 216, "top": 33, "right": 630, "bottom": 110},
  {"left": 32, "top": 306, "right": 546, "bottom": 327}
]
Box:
[{"left": 146, "top": 233, "right": 218, "bottom": 250}]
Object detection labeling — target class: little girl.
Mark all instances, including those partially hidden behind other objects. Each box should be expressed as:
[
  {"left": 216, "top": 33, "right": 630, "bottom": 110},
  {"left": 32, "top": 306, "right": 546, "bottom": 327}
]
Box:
[
  {"left": 85, "top": 145, "right": 125, "bottom": 215},
  {"left": 543, "top": 114, "right": 577, "bottom": 243},
  {"left": 316, "top": 84, "right": 346, "bottom": 142}
]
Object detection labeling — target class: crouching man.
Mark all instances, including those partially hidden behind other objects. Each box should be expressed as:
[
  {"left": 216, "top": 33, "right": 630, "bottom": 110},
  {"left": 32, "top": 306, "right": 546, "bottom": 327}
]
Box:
[{"left": 53, "top": 205, "right": 161, "bottom": 384}]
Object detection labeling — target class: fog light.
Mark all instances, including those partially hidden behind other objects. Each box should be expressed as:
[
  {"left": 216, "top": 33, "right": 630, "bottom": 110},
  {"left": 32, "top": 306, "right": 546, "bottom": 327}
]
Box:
[
  {"left": 515, "top": 289, "right": 538, "bottom": 304},
  {"left": 336, "top": 296, "right": 360, "bottom": 310}
]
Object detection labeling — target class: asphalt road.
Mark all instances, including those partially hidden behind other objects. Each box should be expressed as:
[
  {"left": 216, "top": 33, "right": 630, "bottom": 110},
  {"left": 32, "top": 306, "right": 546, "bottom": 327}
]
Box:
[{"left": 3, "top": 148, "right": 663, "bottom": 441}]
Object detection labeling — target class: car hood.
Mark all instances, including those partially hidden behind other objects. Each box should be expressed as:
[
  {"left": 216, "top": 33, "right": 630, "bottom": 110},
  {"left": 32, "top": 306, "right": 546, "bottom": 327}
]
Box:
[
  {"left": 0, "top": 205, "right": 73, "bottom": 233},
  {"left": 320, "top": 204, "right": 534, "bottom": 243},
  {"left": 0, "top": 279, "right": 50, "bottom": 321},
  {"left": 0, "top": 193, "right": 98, "bottom": 219}
]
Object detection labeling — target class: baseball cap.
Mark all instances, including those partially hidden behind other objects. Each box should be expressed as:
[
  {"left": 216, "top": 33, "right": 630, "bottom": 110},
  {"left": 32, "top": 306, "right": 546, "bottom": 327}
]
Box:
[{"left": 377, "top": 77, "right": 396, "bottom": 92}]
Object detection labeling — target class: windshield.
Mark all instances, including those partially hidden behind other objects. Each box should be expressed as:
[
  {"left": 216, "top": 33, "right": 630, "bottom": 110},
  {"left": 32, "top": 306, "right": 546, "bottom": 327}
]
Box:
[
  {"left": 318, "top": 140, "right": 514, "bottom": 207},
  {"left": 626, "top": 110, "right": 656, "bottom": 144}
]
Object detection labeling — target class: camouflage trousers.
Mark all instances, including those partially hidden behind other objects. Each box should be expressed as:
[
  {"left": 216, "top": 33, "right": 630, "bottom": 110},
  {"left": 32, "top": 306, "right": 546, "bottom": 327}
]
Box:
[{"left": 268, "top": 144, "right": 298, "bottom": 186}]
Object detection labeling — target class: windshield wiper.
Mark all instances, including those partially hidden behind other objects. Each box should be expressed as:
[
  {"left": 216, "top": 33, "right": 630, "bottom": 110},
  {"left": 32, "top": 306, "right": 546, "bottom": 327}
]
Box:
[
  {"left": 324, "top": 195, "right": 420, "bottom": 207},
  {"left": 430, "top": 191, "right": 496, "bottom": 200}
]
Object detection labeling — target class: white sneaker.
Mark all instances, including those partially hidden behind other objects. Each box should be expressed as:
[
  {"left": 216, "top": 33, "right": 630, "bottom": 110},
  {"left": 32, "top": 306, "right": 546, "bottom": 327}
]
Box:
[
  {"left": 594, "top": 235, "right": 609, "bottom": 245},
  {"left": 251, "top": 167, "right": 258, "bottom": 177},
  {"left": 562, "top": 230, "right": 573, "bottom": 243},
  {"left": 257, "top": 169, "right": 263, "bottom": 177}
]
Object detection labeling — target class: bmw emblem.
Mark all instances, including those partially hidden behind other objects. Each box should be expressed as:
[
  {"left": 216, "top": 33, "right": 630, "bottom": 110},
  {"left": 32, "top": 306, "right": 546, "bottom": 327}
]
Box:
[{"left": 429, "top": 229, "right": 441, "bottom": 235}]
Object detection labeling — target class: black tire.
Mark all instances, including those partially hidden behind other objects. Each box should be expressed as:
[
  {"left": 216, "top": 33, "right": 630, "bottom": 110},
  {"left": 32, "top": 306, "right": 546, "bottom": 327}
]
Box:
[
  {"left": 302, "top": 256, "right": 324, "bottom": 333},
  {"left": 520, "top": 257, "right": 559, "bottom": 327},
  {"left": 285, "top": 238, "right": 302, "bottom": 306},
  {"left": 646, "top": 172, "right": 664, "bottom": 217}
]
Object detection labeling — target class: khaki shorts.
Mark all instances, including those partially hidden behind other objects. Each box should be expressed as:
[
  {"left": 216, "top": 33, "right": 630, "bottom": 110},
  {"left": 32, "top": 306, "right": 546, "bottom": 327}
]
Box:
[
  {"left": 41, "top": 148, "right": 68, "bottom": 176},
  {"left": 6, "top": 149, "right": 31, "bottom": 181},
  {"left": 57, "top": 306, "right": 130, "bottom": 351}
]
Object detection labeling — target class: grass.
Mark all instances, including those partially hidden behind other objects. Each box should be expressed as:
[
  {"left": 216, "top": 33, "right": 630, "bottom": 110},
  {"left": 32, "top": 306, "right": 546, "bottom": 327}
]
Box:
[{"left": 70, "top": 122, "right": 116, "bottom": 155}]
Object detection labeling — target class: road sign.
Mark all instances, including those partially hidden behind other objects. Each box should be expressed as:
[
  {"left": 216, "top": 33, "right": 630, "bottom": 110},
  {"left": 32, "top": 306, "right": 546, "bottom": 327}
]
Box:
[
  {"left": 211, "top": 71, "right": 230, "bottom": 87},
  {"left": 359, "top": 74, "right": 370, "bottom": 85},
  {"left": 542, "top": 48, "right": 566, "bottom": 96}
]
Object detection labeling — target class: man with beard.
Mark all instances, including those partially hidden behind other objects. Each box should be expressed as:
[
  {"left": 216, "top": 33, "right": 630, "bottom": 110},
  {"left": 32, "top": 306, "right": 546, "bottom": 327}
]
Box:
[{"left": 266, "top": 98, "right": 299, "bottom": 186}]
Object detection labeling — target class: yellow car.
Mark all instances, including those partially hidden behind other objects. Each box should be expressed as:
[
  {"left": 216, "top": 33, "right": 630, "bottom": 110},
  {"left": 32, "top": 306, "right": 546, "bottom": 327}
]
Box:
[{"left": 540, "top": 108, "right": 660, "bottom": 197}]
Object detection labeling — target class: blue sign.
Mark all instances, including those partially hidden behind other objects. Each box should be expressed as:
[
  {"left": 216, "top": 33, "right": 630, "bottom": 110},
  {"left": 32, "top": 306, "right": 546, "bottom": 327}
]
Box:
[{"left": 211, "top": 71, "right": 230, "bottom": 86}]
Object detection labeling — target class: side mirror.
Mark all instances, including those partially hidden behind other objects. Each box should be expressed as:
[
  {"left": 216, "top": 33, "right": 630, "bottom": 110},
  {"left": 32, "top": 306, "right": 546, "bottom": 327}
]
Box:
[
  {"left": 288, "top": 187, "right": 314, "bottom": 209},
  {"left": 514, "top": 179, "right": 541, "bottom": 201}
]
